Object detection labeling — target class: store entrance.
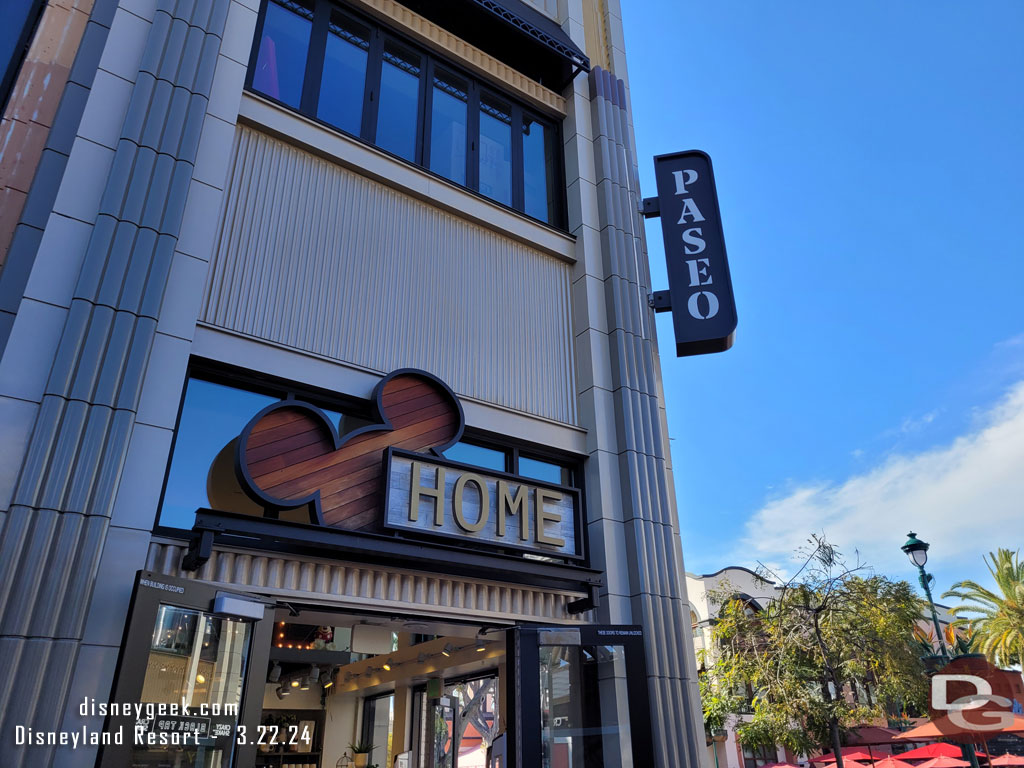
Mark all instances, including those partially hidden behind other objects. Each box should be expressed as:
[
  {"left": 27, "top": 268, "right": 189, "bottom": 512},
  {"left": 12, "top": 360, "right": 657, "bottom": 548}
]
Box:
[
  {"left": 102, "top": 572, "right": 654, "bottom": 768},
  {"left": 258, "top": 608, "right": 506, "bottom": 768}
]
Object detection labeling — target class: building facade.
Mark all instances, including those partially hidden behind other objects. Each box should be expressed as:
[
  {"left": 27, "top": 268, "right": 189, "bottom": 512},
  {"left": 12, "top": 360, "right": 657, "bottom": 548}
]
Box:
[{"left": 0, "top": 1, "right": 709, "bottom": 767}]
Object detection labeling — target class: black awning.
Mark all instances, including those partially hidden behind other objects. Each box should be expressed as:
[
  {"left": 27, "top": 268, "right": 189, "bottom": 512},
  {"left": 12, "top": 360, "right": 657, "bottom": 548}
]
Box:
[
  {"left": 394, "top": 0, "right": 590, "bottom": 92},
  {"left": 470, "top": 0, "right": 590, "bottom": 72}
]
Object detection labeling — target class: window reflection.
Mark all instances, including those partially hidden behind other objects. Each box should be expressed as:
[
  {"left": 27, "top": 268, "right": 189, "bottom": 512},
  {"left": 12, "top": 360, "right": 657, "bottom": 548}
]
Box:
[
  {"left": 479, "top": 96, "right": 512, "bottom": 206},
  {"left": 429, "top": 70, "right": 468, "bottom": 185},
  {"left": 252, "top": 0, "right": 314, "bottom": 108},
  {"left": 159, "top": 378, "right": 372, "bottom": 530},
  {"left": 539, "top": 645, "right": 633, "bottom": 768},
  {"left": 318, "top": 10, "right": 370, "bottom": 134},
  {"left": 159, "top": 379, "right": 277, "bottom": 530},
  {"left": 523, "top": 118, "right": 555, "bottom": 223},
  {"left": 377, "top": 42, "right": 422, "bottom": 161},
  {"left": 136, "top": 606, "right": 251, "bottom": 766},
  {"left": 518, "top": 456, "right": 569, "bottom": 486},
  {"left": 444, "top": 441, "right": 506, "bottom": 473}
]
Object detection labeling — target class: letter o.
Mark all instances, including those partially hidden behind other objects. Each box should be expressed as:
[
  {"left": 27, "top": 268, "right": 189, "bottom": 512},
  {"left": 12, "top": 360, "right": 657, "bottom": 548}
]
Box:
[
  {"left": 687, "top": 290, "right": 720, "bottom": 320},
  {"left": 453, "top": 474, "right": 490, "bottom": 533}
]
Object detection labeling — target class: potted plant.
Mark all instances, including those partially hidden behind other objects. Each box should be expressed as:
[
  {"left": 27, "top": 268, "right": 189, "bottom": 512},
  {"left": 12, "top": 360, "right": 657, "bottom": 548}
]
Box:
[{"left": 348, "top": 741, "right": 373, "bottom": 768}]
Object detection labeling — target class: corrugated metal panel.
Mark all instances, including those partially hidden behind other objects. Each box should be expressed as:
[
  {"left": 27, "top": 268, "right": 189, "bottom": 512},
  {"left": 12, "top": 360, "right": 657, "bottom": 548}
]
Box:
[
  {"left": 202, "top": 125, "right": 577, "bottom": 425},
  {"left": 147, "top": 541, "right": 586, "bottom": 623}
]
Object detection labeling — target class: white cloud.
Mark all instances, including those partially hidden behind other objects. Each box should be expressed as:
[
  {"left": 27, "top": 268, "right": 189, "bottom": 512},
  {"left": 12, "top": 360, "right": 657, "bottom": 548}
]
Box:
[{"left": 739, "top": 380, "right": 1024, "bottom": 581}]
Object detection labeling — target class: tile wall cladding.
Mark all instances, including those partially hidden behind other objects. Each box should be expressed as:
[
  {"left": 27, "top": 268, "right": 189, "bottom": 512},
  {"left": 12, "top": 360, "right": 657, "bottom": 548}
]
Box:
[{"left": 202, "top": 124, "right": 577, "bottom": 425}]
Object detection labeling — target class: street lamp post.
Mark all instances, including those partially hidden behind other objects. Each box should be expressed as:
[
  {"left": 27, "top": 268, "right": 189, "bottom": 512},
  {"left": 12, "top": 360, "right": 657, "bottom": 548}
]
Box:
[
  {"left": 901, "top": 532, "right": 948, "bottom": 659},
  {"left": 900, "top": 534, "right": 981, "bottom": 768}
]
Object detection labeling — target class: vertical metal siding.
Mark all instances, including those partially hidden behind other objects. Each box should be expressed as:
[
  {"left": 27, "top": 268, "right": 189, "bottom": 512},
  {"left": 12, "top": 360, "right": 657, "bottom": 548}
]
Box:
[{"left": 202, "top": 125, "right": 577, "bottom": 425}]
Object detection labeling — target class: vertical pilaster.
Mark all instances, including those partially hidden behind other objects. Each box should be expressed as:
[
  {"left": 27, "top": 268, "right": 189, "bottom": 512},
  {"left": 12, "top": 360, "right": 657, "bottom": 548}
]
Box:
[
  {"left": 587, "top": 65, "right": 709, "bottom": 768},
  {"left": 0, "top": 1, "right": 230, "bottom": 765}
]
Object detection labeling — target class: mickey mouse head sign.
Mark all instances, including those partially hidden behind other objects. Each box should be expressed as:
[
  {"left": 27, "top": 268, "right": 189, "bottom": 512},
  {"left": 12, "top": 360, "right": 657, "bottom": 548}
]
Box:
[{"left": 235, "top": 369, "right": 464, "bottom": 529}]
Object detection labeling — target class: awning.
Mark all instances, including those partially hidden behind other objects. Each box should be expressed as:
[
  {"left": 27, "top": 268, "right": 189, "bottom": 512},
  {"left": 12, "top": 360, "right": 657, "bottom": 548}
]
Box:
[
  {"left": 395, "top": 0, "right": 589, "bottom": 90},
  {"left": 470, "top": 0, "right": 590, "bottom": 73}
]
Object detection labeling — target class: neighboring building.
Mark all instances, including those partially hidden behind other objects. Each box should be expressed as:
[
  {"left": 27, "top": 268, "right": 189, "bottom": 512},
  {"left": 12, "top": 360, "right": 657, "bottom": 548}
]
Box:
[
  {"left": 0, "top": 1, "right": 709, "bottom": 767},
  {"left": 686, "top": 567, "right": 959, "bottom": 768}
]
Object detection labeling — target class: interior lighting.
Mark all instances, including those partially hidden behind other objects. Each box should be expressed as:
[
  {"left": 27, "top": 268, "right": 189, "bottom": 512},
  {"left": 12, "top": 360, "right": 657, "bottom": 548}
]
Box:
[
  {"left": 441, "top": 643, "right": 455, "bottom": 657},
  {"left": 268, "top": 663, "right": 282, "bottom": 683}
]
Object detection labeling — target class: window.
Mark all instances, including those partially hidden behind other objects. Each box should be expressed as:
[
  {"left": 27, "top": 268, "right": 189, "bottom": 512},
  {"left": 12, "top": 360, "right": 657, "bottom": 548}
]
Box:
[
  {"left": 157, "top": 374, "right": 370, "bottom": 531},
  {"left": 251, "top": 0, "right": 314, "bottom": 108},
  {"left": 429, "top": 69, "right": 468, "bottom": 185},
  {"left": 317, "top": 8, "right": 370, "bottom": 134},
  {"left": 742, "top": 744, "right": 776, "bottom": 768},
  {"left": 478, "top": 95, "right": 512, "bottom": 206},
  {"left": 247, "top": 0, "right": 564, "bottom": 227},
  {"left": 376, "top": 41, "right": 422, "bottom": 161},
  {"left": 444, "top": 439, "right": 575, "bottom": 487},
  {"left": 362, "top": 693, "right": 395, "bottom": 768}
]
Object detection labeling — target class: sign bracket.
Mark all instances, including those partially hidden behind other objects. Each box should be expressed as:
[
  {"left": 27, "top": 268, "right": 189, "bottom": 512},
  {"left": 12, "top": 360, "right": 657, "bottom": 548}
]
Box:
[{"left": 640, "top": 196, "right": 661, "bottom": 219}]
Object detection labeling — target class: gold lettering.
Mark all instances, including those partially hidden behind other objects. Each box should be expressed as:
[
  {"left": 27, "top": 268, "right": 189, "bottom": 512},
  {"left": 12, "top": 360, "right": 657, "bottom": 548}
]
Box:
[
  {"left": 409, "top": 461, "right": 445, "bottom": 526},
  {"left": 497, "top": 481, "right": 529, "bottom": 541},
  {"left": 453, "top": 473, "right": 489, "bottom": 533},
  {"left": 534, "top": 488, "right": 565, "bottom": 547}
]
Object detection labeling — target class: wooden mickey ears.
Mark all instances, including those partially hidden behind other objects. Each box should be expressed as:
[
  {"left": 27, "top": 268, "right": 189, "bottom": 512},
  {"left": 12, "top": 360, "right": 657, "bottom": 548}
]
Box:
[{"left": 235, "top": 369, "right": 464, "bottom": 529}]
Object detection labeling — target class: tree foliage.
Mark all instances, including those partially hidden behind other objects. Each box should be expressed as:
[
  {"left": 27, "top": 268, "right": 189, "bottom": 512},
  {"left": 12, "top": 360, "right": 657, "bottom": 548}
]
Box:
[
  {"left": 701, "top": 536, "right": 929, "bottom": 762},
  {"left": 943, "top": 548, "right": 1024, "bottom": 668}
]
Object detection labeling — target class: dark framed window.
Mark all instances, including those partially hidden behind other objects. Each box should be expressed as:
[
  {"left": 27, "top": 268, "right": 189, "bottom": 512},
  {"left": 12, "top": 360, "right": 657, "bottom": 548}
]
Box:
[
  {"left": 155, "top": 368, "right": 372, "bottom": 532},
  {"left": 444, "top": 438, "right": 575, "bottom": 488},
  {"left": 247, "top": 0, "right": 565, "bottom": 228}
]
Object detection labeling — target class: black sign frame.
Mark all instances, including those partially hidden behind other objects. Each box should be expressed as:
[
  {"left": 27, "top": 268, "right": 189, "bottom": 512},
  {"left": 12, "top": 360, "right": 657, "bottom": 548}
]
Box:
[{"left": 651, "top": 149, "right": 737, "bottom": 356}]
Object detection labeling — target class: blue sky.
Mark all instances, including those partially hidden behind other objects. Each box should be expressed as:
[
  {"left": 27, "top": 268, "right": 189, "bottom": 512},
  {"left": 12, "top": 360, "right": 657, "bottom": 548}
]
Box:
[{"left": 622, "top": 1, "right": 1024, "bottom": 594}]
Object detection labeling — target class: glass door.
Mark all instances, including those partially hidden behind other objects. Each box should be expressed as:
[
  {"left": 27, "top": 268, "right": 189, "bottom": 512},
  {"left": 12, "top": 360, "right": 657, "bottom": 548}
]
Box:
[
  {"left": 100, "top": 571, "right": 275, "bottom": 767},
  {"left": 510, "top": 625, "right": 654, "bottom": 768}
]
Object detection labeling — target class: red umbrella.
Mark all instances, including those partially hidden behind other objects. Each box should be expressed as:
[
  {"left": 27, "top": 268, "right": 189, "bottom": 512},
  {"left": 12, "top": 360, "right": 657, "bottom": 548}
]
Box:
[
  {"left": 761, "top": 763, "right": 803, "bottom": 768},
  {"left": 873, "top": 758, "right": 917, "bottom": 768},
  {"left": 814, "top": 750, "right": 878, "bottom": 763},
  {"left": 894, "top": 716, "right": 1024, "bottom": 744},
  {"left": 990, "top": 755, "right": 1024, "bottom": 767},
  {"left": 897, "top": 744, "right": 984, "bottom": 760},
  {"left": 915, "top": 757, "right": 970, "bottom": 768}
]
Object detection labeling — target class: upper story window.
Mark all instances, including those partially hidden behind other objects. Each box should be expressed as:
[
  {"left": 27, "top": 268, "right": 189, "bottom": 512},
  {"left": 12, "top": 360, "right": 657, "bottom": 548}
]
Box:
[{"left": 247, "top": 0, "right": 565, "bottom": 228}]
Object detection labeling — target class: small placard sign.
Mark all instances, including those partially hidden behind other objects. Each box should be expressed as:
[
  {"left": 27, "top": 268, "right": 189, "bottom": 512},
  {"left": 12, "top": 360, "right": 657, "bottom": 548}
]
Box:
[{"left": 384, "top": 449, "right": 581, "bottom": 559}]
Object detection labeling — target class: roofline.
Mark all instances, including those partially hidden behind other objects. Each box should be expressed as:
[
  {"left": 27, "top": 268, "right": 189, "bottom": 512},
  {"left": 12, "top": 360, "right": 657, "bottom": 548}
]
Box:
[{"left": 700, "top": 565, "right": 776, "bottom": 585}]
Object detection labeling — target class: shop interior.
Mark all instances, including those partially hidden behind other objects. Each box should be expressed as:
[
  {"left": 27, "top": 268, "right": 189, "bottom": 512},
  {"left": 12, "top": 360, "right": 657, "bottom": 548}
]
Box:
[{"left": 255, "top": 609, "right": 506, "bottom": 768}]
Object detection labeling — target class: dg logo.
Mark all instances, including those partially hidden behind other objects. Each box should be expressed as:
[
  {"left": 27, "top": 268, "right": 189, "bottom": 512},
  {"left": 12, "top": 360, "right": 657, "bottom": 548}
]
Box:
[{"left": 235, "top": 369, "right": 465, "bottom": 529}]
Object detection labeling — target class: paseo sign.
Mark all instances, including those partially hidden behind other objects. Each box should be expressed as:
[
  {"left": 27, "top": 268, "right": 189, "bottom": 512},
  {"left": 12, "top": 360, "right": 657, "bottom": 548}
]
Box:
[
  {"left": 384, "top": 448, "right": 581, "bottom": 559},
  {"left": 648, "top": 150, "right": 737, "bottom": 357}
]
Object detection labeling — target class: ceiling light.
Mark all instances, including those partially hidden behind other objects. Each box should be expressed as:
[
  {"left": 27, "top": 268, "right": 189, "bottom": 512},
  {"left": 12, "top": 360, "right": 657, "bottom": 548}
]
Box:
[
  {"left": 195, "top": 674, "right": 206, "bottom": 684},
  {"left": 276, "top": 685, "right": 289, "bottom": 700},
  {"left": 290, "top": 679, "right": 300, "bottom": 688},
  {"left": 268, "top": 663, "right": 282, "bottom": 683},
  {"left": 320, "top": 668, "right": 334, "bottom": 688},
  {"left": 382, "top": 658, "right": 394, "bottom": 671},
  {"left": 475, "top": 638, "right": 486, "bottom": 652},
  {"left": 441, "top": 643, "right": 454, "bottom": 657}
]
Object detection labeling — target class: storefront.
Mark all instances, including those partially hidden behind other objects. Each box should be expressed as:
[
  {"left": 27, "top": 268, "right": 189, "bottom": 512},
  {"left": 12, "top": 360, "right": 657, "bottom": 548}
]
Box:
[{"left": 98, "top": 368, "right": 653, "bottom": 767}]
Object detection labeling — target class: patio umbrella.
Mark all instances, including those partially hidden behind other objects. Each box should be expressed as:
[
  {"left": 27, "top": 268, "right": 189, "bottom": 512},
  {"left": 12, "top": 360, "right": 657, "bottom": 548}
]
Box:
[
  {"left": 894, "top": 716, "right": 1024, "bottom": 745},
  {"left": 814, "top": 750, "right": 878, "bottom": 763},
  {"left": 873, "top": 757, "right": 917, "bottom": 768},
  {"left": 896, "top": 744, "right": 984, "bottom": 760},
  {"left": 990, "top": 755, "right": 1024, "bottom": 766},
  {"left": 915, "top": 757, "right": 971, "bottom": 768},
  {"left": 761, "top": 762, "right": 803, "bottom": 768}
]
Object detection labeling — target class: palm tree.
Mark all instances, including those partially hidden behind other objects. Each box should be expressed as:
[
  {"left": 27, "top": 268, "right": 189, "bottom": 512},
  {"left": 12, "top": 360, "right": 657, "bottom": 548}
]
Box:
[{"left": 942, "top": 548, "right": 1024, "bottom": 667}]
